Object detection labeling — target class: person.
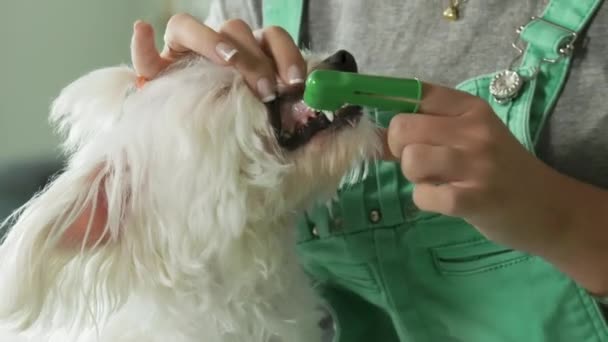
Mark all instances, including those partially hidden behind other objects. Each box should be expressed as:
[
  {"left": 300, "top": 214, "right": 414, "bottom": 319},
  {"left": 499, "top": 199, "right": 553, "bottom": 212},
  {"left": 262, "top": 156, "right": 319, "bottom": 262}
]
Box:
[{"left": 125, "top": 0, "right": 608, "bottom": 341}]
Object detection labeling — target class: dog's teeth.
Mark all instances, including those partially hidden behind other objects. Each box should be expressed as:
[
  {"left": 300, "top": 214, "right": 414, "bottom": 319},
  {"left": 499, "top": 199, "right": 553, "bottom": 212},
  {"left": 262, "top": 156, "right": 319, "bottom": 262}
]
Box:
[
  {"left": 322, "top": 110, "right": 335, "bottom": 122},
  {"left": 347, "top": 119, "right": 356, "bottom": 128}
]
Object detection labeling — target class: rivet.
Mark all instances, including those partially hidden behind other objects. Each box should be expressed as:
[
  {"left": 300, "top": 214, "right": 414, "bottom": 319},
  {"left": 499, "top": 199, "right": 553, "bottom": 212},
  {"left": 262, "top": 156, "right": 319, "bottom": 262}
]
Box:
[{"left": 369, "top": 209, "right": 382, "bottom": 223}]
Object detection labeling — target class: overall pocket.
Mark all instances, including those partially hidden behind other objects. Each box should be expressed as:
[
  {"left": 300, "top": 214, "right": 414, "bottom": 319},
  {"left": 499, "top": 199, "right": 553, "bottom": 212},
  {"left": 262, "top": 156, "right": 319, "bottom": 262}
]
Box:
[
  {"left": 430, "top": 239, "right": 531, "bottom": 276},
  {"left": 412, "top": 236, "right": 608, "bottom": 342}
]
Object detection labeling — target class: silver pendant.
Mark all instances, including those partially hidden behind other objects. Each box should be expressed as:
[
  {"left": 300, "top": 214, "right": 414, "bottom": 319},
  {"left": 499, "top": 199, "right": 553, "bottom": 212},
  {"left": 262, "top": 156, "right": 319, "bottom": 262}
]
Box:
[{"left": 489, "top": 70, "right": 524, "bottom": 104}]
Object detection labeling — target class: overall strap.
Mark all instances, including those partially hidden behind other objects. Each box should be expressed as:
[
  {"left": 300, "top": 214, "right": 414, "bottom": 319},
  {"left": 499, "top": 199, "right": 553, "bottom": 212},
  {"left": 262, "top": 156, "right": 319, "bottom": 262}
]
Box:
[
  {"left": 262, "top": 0, "right": 305, "bottom": 47},
  {"left": 459, "top": 0, "right": 604, "bottom": 151},
  {"left": 518, "top": 0, "right": 604, "bottom": 146}
]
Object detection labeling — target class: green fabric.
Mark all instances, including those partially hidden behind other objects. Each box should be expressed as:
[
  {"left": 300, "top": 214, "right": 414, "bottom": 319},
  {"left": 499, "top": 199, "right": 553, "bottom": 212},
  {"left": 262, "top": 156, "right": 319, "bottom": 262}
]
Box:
[
  {"left": 261, "top": 0, "right": 305, "bottom": 44},
  {"left": 270, "top": 0, "right": 608, "bottom": 340}
]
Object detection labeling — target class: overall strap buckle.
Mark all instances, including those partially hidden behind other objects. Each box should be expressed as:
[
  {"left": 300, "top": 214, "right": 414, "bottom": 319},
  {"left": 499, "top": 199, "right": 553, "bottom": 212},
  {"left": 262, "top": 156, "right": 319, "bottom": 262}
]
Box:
[
  {"left": 513, "top": 16, "right": 578, "bottom": 65},
  {"left": 489, "top": 0, "right": 603, "bottom": 105},
  {"left": 490, "top": 15, "right": 579, "bottom": 104}
]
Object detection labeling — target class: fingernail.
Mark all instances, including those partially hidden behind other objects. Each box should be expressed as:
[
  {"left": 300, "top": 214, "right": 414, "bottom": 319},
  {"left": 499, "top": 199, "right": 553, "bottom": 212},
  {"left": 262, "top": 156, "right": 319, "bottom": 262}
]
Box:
[
  {"left": 257, "top": 78, "right": 277, "bottom": 103},
  {"left": 215, "top": 42, "right": 238, "bottom": 62},
  {"left": 287, "top": 65, "right": 305, "bottom": 85},
  {"left": 133, "top": 20, "right": 148, "bottom": 33},
  {"left": 253, "top": 29, "right": 264, "bottom": 43}
]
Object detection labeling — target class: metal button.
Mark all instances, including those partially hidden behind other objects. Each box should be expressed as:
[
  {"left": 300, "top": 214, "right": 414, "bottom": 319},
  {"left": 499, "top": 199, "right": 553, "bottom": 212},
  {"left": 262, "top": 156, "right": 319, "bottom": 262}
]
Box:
[{"left": 369, "top": 209, "right": 382, "bottom": 223}]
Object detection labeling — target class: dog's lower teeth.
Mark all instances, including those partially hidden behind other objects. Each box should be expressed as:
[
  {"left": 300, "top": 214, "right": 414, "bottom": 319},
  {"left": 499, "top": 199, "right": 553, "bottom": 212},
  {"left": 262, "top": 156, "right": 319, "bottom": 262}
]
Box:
[{"left": 322, "top": 110, "right": 335, "bottom": 122}]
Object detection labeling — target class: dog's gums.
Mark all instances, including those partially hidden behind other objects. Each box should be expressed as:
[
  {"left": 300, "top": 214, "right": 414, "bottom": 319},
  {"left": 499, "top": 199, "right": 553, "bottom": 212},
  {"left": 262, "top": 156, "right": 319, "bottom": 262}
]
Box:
[{"left": 267, "top": 93, "right": 363, "bottom": 151}]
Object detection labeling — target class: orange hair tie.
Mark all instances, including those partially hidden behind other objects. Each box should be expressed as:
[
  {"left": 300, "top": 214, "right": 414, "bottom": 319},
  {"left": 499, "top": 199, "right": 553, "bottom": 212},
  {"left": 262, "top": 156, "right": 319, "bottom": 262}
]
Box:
[{"left": 136, "top": 75, "right": 149, "bottom": 89}]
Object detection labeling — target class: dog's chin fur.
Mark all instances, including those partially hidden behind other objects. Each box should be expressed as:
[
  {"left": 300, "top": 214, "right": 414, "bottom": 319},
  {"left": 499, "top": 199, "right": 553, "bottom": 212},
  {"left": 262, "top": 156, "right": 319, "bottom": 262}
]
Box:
[{"left": 0, "top": 55, "right": 380, "bottom": 342}]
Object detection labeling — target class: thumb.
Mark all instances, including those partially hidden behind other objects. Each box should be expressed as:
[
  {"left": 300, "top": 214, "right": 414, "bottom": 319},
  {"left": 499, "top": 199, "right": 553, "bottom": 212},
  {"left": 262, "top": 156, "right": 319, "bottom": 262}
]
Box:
[{"left": 131, "top": 20, "right": 170, "bottom": 79}]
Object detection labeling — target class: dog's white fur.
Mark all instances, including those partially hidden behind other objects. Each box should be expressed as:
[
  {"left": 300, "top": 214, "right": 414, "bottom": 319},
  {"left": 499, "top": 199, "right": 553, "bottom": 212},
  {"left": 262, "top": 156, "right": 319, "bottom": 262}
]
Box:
[{"left": 0, "top": 55, "right": 380, "bottom": 342}]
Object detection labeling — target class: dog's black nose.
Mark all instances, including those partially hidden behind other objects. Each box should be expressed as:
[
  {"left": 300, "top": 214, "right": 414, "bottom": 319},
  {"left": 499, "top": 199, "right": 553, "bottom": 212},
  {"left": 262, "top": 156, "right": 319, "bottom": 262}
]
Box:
[{"left": 324, "top": 50, "right": 358, "bottom": 73}]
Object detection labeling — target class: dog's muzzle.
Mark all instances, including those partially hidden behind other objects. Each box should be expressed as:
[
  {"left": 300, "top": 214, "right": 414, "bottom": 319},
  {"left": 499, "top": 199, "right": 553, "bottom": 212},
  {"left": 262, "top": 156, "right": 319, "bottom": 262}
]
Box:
[{"left": 268, "top": 50, "right": 364, "bottom": 151}]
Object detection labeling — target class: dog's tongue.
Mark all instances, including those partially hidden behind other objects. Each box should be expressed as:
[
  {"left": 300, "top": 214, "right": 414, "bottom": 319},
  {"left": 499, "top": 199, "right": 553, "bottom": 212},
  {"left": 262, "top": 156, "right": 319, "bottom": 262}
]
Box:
[{"left": 280, "top": 99, "right": 317, "bottom": 132}]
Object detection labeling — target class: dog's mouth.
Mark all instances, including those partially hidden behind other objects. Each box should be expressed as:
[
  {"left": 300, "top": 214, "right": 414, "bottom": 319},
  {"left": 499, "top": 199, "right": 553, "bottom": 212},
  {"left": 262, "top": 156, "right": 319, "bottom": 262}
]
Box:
[
  {"left": 267, "top": 95, "right": 363, "bottom": 151},
  {"left": 266, "top": 50, "right": 363, "bottom": 151}
]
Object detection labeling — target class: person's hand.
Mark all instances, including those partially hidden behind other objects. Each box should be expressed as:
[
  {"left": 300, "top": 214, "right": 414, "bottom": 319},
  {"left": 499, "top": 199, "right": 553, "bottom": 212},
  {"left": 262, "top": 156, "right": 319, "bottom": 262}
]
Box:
[
  {"left": 383, "top": 83, "right": 597, "bottom": 256},
  {"left": 383, "top": 83, "right": 608, "bottom": 294},
  {"left": 130, "top": 14, "right": 307, "bottom": 101}
]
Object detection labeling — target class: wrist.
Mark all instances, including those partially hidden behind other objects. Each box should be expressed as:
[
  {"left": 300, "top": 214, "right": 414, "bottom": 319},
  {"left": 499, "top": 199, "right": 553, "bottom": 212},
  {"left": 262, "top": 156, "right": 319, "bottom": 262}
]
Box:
[{"left": 536, "top": 171, "right": 608, "bottom": 295}]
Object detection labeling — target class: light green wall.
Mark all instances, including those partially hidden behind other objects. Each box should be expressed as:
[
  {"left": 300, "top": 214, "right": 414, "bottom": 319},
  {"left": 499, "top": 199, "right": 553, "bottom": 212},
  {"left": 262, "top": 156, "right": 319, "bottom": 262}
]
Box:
[{"left": 0, "top": 0, "right": 208, "bottom": 164}]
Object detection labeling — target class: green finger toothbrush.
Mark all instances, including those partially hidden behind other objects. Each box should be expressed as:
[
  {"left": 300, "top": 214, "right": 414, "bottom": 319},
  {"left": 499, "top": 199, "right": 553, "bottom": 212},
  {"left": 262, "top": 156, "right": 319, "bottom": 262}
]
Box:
[{"left": 302, "top": 69, "right": 423, "bottom": 127}]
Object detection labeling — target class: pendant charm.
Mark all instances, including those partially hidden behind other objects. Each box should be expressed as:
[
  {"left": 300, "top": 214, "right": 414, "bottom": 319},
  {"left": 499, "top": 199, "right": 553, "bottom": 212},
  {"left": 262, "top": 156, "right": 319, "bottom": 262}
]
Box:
[
  {"left": 443, "top": 5, "right": 459, "bottom": 20},
  {"left": 489, "top": 70, "right": 524, "bottom": 104}
]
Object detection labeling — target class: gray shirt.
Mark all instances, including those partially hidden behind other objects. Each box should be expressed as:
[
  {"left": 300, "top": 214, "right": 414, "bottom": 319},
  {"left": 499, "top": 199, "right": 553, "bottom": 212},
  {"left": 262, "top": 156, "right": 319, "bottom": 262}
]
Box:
[{"left": 204, "top": 0, "right": 608, "bottom": 189}]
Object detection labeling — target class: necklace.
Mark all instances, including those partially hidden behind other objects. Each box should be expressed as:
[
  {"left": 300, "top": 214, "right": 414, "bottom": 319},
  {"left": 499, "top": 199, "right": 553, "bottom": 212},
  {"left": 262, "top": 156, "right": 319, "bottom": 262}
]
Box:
[{"left": 443, "top": 0, "right": 468, "bottom": 21}]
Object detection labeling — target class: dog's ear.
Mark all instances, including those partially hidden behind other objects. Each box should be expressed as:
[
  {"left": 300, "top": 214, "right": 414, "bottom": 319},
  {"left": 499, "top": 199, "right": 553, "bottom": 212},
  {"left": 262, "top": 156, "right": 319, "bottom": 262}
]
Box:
[
  {"left": 0, "top": 163, "right": 131, "bottom": 332},
  {"left": 0, "top": 62, "right": 256, "bottom": 332},
  {"left": 0, "top": 67, "right": 138, "bottom": 332},
  {"left": 51, "top": 65, "right": 137, "bottom": 156},
  {"left": 46, "top": 65, "right": 138, "bottom": 249}
]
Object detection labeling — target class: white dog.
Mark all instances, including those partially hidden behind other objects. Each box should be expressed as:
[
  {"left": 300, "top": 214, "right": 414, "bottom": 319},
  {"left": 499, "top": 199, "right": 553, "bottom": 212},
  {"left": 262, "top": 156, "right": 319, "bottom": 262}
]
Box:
[{"left": 0, "top": 50, "right": 380, "bottom": 342}]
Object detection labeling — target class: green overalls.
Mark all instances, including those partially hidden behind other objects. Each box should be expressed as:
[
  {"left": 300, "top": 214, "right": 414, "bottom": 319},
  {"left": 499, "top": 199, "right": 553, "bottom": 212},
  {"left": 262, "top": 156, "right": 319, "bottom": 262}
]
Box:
[{"left": 264, "top": 0, "right": 607, "bottom": 340}]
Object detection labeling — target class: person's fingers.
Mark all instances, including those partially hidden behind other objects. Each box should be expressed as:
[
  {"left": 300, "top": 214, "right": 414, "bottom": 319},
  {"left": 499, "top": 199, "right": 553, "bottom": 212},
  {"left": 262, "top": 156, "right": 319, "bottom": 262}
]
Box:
[
  {"left": 412, "top": 183, "right": 479, "bottom": 217},
  {"left": 160, "top": 13, "right": 239, "bottom": 66},
  {"left": 371, "top": 81, "right": 476, "bottom": 117},
  {"left": 131, "top": 20, "right": 171, "bottom": 79},
  {"left": 257, "top": 26, "right": 306, "bottom": 89},
  {"left": 219, "top": 19, "right": 278, "bottom": 102},
  {"left": 386, "top": 114, "right": 463, "bottom": 160},
  {"left": 400, "top": 144, "right": 469, "bottom": 184},
  {"left": 133, "top": 14, "right": 297, "bottom": 102},
  {"left": 415, "top": 82, "right": 489, "bottom": 117}
]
